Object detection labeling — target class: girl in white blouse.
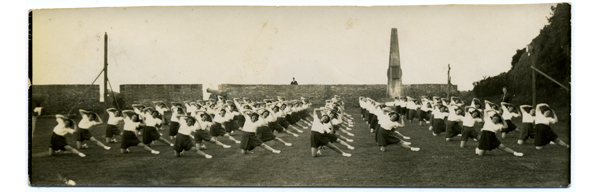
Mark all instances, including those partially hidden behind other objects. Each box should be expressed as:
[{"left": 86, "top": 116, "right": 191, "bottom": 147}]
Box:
[
  {"left": 517, "top": 105, "right": 536, "bottom": 145},
  {"left": 119, "top": 110, "right": 160, "bottom": 155},
  {"left": 192, "top": 110, "right": 232, "bottom": 150},
  {"left": 75, "top": 109, "right": 110, "bottom": 150},
  {"left": 475, "top": 110, "right": 523, "bottom": 156},
  {"left": 238, "top": 109, "right": 281, "bottom": 154},
  {"left": 500, "top": 102, "right": 522, "bottom": 138},
  {"left": 49, "top": 115, "right": 86, "bottom": 157},
  {"left": 431, "top": 104, "right": 449, "bottom": 136},
  {"left": 173, "top": 115, "right": 213, "bottom": 158},
  {"left": 534, "top": 104, "right": 570, "bottom": 149},
  {"left": 459, "top": 107, "right": 483, "bottom": 148},
  {"left": 376, "top": 111, "right": 420, "bottom": 152},
  {"left": 105, "top": 108, "right": 124, "bottom": 144},
  {"left": 310, "top": 108, "right": 352, "bottom": 157}
]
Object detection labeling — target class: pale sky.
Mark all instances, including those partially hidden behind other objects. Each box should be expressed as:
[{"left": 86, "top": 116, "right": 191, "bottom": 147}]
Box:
[{"left": 32, "top": 4, "right": 554, "bottom": 96}]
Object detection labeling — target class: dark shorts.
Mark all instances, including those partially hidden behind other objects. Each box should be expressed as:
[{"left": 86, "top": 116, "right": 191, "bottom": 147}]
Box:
[
  {"left": 169, "top": 122, "right": 180, "bottom": 136},
  {"left": 277, "top": 117, "right": 291, "bottom": 129},
  {"left": 534, "top": 124, "right": 559, "bottom": 147},
  {"left": 369, "top": 115, "right": 379, "bottom": 129},
  {"left": 142, "top": 126, "right": 161, "bottom": 144},
  {"left": 400, "top": 107, "right": 407, "bottom": 116},
  {"left": 502, "top": 120, "right": 518, "bottom": 133},
  {"left": 395, "top": 106, "right": 402, "bottom": 114},
  {"left": 73, "top": 129, "right": 93, "bottom": 141},
  {"left": 285, "top": 114, "right": 297, "bottom": 125},
  {"left": 224, "top": 121, "right": 236, "bottom": 133},
  {"left": 268, "top": 121, "right": 285, "bottom": 133},
  {"left": 376, "top": 128, "right": 400, "bottom": 146},
  {"left": 445, "top": 120, "right": 462, "bottom": 138},
  {"left": 210, "top": 123, "right": 227, "bottom": 137},
  {"left": 105, "top": 124, "right": 120, "bottom": 138},
  {"left": 121, "top": 131, "right": 141, "bottom": 149},
  {"left": 407, "top": 109, "right": 417, "bottom": 120},
  {"left": 418, "top": 110, "right": 430, "bottom": 121},
  {"left": 310, "top": 131, "right": 330, "bottom": 148},
  {"left": 194, "top": 129, "right": 213, "bottom": 143},
  {"left": 257, "top": 125, "right": 276, "bottom": 142},
  {"left": 367, "top": 112, "right": 374, "bottom": 123},
  {"left": 519, "top": 123, "right": 535, "bottom": 141},
  {"left": 50, "top": 133, "right": 69, "bottom": 151},
  {"left": 461, "top": 126, "right": 478, "bottom": 141},
  {"left": 433, "top": 119, "right": 446, "bottom": 134},
  {"left": 174, "top": 133, "right": 194, "bottom": 153},
  {"left": 239, "top": 131, "right": 263, "bottom": 151},
  {"left": 478, "top": 131, "right": 501, "bottom": 151},
  {"left": 237, "top": 115, "right": 246, "bottom": 128},
  {"left": 325, "top": 133, "right": 339, "bottom": 143}
]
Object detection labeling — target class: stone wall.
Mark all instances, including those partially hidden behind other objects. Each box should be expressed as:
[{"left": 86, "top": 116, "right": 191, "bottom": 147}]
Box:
[
  {"left": 218, "top": 84, "right": 388, "bottom": 108},
  {"left": 119, "top": 84, "right": 203, "bottom": 108},
  {"left": 31, "top": 85, "right": 101, "bottom": 115},
  {"left": 402, "top": 84, "right": 459, "bottom": 98}
]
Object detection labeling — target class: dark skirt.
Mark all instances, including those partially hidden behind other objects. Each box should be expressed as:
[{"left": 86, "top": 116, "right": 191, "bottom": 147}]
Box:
[
  {"left": 291, "top": 112, "right": 302, "bottom": 123},
  {"left": 400, "top": 107, "right": 408, "bottom": 116},
  {"left": 534, "top": 124, "right": 559, "bottom": 147},
  {"left": 268, "top": 121, "right": 285, "bottom": 133},
  {"left": 121, "top": 131, "right": 141, "bottom": 149},
  {"left": 325, "top": 133, "right": 339, "bottom": 142},
  {"left": 310, "top": 131, "right": 330, "bottom": 148},
  {"left": 501, "top": 120, "right": 518, "bottom": 133},
  {"left": 239, "top": 131, "right": 263, "bottom": 151},
  {"left": 418, "top": 110, "right": 430, "bottom": 122},
  {"left": 142, "top": 126, "right": 161, "bottom": 144},
  {"left": 430, "top": 114, "right": 436, "bottom": 126},
  {"left": 169, "top": 121, "right": 180, "bottom": 136},
  {"left": 73, "top": 129, "right": 93, "bottom": 141},
  {"left": 194, "top": 129, "right": 213, "bottom": 143},
  {"left": 445, "top": 121, "right": 462, "bottom": 138},
  {"left": 210, "top": 123, "right": 227, "bottom": 137},
  {"left": 105, "top": 124, "right": 121, "bottom": 138},
  {"left": 277, "top": 117, "right": 291, "bottom": 129},
  {"left": 369, "top": 115, "right": 379, "bottom": 129},
  {"left": 361, "top": 108, "right": 366, "bottom": 117},
  {"left": 395, "top": 106, "right": 402, "bottom": 114},
  {"left": 224, "top": 121, "right": 236, "bottom": 133},
  {"left": 257, "top": 125, "right": 276, "bottom": 142},
  {"left": 461, "top": 126, "right": 478, "bottom": 141},
  {"left": 174, "top": 133, "right": 194, "bottom": 153},
  {"left": 407, "top": 109, "right": 417, "bottom": 120},
  {"left": 377, "top": 128, "right": 400, "bottom": 146},
  {"left": 50, "top": 133, "right": 69, "bottom": 151},
  {"left": 478, "top": 131, "right": 501, "bottom": 151},
  {"left": 519, "top": 123, "right": 535, "bottom": 141},
  {"left": 433, "top": 119, "right": 446, "bottom": 134},
  {"left": 285, "top": 114, "right": 297, "bottom": 125},
  {"left": 367, "top": 112, "right": 374, "bottom": 123}
]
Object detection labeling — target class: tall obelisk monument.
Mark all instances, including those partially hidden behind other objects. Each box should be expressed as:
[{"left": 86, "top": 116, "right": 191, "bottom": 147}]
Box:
[{"left": 387, "top": 28, "right": 402, "bottom": 98}]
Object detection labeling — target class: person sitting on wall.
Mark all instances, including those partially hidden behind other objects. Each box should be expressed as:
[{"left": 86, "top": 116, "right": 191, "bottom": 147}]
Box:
[{"left": 290, "top": 77, "right": 298, "bottom": 85}]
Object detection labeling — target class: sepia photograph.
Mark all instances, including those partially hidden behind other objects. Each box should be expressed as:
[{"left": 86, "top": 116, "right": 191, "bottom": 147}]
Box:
[{"left": 27, "top": 1, "right": 572, "bottom": 188}]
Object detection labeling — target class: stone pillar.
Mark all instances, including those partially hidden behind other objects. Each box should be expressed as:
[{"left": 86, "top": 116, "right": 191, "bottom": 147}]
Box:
[{"left": 387, "top": 28, "right": 402, "bottom": 98}]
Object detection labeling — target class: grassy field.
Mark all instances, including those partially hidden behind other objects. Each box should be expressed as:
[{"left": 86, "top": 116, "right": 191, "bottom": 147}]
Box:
[{"left": 29, "top": 108, "right": 570, "bottom": 187}]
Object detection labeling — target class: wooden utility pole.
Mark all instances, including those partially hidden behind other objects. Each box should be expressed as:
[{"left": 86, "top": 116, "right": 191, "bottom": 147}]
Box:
[
  {"left": 104, "top": 32, "right": 108, "bottom": 110},
  {"left": 447, "top": 64, "right": 451, "bottom": 100}
]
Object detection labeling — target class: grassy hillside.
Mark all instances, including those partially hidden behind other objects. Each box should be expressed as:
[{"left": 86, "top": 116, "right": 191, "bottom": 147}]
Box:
[{"left": 472, "top": 3, "right": 571, "bottom": 108}]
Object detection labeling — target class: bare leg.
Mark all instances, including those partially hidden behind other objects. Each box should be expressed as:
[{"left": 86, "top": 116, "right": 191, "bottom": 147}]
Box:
[
  {"left": 517, "top": 140, "right": 524, "bottom": 145},
  {"left": 311, "top": 147, "right": 319, "bottom": 157},
  {"left": 553, "top": 139, "right": 570, "bottom": 148},
  {"left": 158, "top": 137, "right": 173, "bottom": 146},
  {"left": 193, "top": 145, "right": 212, "bottom": 158},
  {"left": 476, "top": 148, "right": 486, "bottom": 156},
  {"left": 287, "top": 125, "right": 303, "bottom": 133},
  {"left": 76, "top": 141, "right": 82, "bottom": 149},
  {"left": 498, "top": 144, "right": 522, "bottom": 156},
  {"left": 64, "top": 146, "right": 85, "bottom": 157},
  {"left": 325, "top": 143, "right": 350, "bottom": 156},
  {"left": 259, "top": 143, "right": 281, "bottom": 153},
  {"left": 137, "top": 143, "right": 155, "bottom": 152},
  {"left": 460, "top": 141, "right": 467, "bottom": 148},
  {"left": 210, "top": 137, "right": 231, "bottom": 148},
  {"left": 89, "top": 137, "right": 110, "bottom": 150},
  {"left": 284, "top": 130, "right": 299, "bottom": 137},
  {"left": 275, "top": 137, "right": 292, "bottom": 146},
  {"left": 337, "top": 140, "right": 354, "bottom": 150},
  {"left": 48, "top": 148, "right": 55, "bottom": 156},
  {"left": 224, "top": 133, "right": 240, "bottom": 143}
]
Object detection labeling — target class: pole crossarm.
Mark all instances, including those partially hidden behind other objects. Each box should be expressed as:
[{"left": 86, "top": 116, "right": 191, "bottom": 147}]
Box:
[{"left": 530, "top": 66, "right": 570, "bottom": 91}]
